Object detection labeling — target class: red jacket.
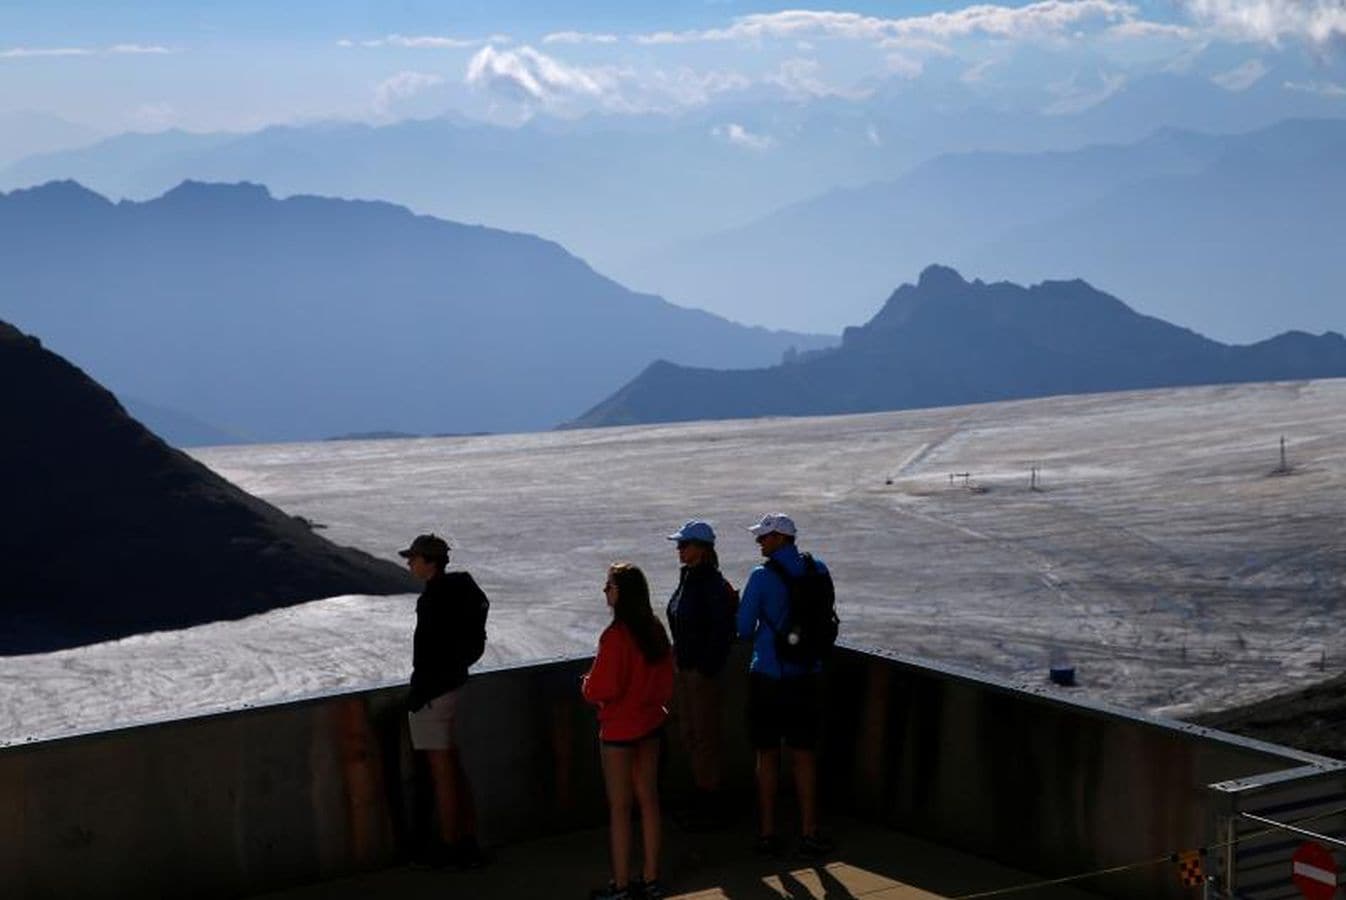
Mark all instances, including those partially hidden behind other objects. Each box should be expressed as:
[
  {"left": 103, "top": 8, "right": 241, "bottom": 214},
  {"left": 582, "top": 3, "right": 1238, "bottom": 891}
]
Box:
[{"left": 582, "top": 622, "right": 675, "bottom": 741}]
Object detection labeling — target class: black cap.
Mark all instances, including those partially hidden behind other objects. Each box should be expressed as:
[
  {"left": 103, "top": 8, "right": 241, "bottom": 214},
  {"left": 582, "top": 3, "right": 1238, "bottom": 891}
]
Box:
[{"left": 398, "top": 533, "right": 450, "bottom": 561}]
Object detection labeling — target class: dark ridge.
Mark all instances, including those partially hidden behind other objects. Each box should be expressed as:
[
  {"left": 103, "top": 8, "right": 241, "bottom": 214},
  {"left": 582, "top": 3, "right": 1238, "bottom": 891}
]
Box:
[
  {"left": 325, "top": 431, "right": 421, "bottom": 442},
  {"left": 1189, "top": 673, "right": 1346, "bottom": 761},
  {"left": 567, "top": 265, "right": 1346, "bottom": 429},
  {"left": 0, "top": 179, "right": 835, "bottom": 440},
  {"left": 0, "top": 320, "right": 415, "bottom": 654}
]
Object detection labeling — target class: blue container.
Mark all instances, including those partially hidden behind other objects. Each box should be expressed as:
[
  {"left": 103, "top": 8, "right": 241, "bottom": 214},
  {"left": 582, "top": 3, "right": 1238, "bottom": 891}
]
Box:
[{"left": 1049, "top": 665, "right": 1076, "bottom": 687}]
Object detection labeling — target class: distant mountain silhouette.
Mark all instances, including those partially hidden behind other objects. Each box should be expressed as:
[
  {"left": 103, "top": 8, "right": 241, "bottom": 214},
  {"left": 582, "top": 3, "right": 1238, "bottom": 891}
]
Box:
[
  {"left": 4, "top": 65, "right": 1341, "bottom": 278},
  {"left": 0, "top": 320, "right": 415, "bottom": 654},
  {"left": 0, "top": 180, "right": 831, "bottom": 441},
  {"left": 635, "top": 118, "right": 1346, "bottom": 342},
  {"left": 122, "top": 396, "right": 249, "bottom": 447},
  {"left": 566, "top": 266, "right": 1346, "bottom": 428}
]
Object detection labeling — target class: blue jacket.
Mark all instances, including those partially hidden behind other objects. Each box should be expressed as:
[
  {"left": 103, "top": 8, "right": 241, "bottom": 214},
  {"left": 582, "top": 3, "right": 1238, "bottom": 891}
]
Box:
[{"left": 737, "top": 543, "right": 828, "bottom": 679}]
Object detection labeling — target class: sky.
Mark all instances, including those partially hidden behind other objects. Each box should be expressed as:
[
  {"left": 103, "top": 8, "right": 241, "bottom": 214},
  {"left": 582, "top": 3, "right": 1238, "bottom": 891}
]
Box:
[{"left": 3, "top": 0, "right": 1344, "bottom": 133}]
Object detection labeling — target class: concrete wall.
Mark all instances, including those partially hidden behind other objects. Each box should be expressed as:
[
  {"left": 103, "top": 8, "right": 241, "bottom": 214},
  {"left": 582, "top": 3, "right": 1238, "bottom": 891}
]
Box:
[
  {"left": 822, "top": 645, "right": 1342, "bottom": 900},
  {"left": 1, "top": 645, "right": 1338, "bottom": 899},
  {"left": 0, "top": 657, "right": 614, "bottom": 899}
]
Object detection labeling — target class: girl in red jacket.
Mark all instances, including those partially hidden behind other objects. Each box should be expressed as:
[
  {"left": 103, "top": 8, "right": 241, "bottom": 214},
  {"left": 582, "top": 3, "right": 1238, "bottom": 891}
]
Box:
[{"left": 582, "top": 563, "right": 675, "bottom": 900}]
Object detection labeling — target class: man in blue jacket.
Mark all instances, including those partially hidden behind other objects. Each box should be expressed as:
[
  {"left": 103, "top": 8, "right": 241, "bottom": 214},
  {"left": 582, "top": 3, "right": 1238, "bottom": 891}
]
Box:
[{"left": 737, "top": 513, "right": 834, "bottom": 859}]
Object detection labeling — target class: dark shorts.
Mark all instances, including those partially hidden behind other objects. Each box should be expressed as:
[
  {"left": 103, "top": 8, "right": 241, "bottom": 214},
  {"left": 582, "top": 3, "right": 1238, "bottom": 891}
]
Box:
[
  {"left": 747, "top": 672, "right": 822, "bottom": 751},
  {"left": 602, "top": 725, "right": 664, "bottom": 749}
]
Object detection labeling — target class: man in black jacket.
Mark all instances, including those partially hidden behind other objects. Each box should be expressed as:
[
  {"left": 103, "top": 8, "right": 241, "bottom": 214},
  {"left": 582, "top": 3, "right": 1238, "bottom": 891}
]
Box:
[{"left": 400, "top": 532, "right": 490, "bottom": 869}]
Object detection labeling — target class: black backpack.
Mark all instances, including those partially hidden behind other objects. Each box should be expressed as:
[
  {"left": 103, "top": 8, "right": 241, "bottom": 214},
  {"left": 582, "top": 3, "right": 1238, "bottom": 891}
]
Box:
[
  {"left": 763, "top": 553, "right": 839, "bottom": 666},
  {"left": 448, "top": 571, "right": 490, "bottom": 668}
]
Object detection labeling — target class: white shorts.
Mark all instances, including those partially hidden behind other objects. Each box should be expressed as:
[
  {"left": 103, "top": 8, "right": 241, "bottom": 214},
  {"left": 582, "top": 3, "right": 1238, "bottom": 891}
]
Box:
[{"left": 408, "top": 689, "right": 460, "bottom": 750}]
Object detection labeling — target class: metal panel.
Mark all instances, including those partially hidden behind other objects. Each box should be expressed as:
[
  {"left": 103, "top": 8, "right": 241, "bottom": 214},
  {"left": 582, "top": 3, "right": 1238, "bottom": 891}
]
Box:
[{"left": 1208, "top": 766, "right": 1346, "bottom": 900}]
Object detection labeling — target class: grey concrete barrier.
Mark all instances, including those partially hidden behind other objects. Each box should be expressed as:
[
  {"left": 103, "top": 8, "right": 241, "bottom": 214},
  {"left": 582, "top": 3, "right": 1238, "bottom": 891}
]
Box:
[
  {"left": 822, "top": 643, "right": 1344, "bottom": 900},
  {"left": 1, "top": 642, "right": 1339, "bottom": 899}
]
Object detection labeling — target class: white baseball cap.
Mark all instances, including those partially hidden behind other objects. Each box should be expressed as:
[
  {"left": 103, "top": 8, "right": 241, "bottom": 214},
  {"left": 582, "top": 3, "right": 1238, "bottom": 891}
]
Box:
[{"left": 747, "top": 512, "right": 797, "bottom": 538}]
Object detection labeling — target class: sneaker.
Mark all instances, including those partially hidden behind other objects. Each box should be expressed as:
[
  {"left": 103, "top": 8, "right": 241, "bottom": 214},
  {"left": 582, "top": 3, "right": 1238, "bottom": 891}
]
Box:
[
  {"left": 796, "top": 833, "right": 836, "bottom": 860},
  {"left": 451, "top": 835, "right": 488, "bottom": 870},
  {"left": 754, "top": 833, "right": 785, "bottom": 857},
  {"left": 640, "top": 877, "right": 665, "bottom": 899},
  {"left": 408, "top": 841, "right": 453, "bottom": 869},
  {"left": 589, "top": 882, "right": 630, "bottom": 899}
]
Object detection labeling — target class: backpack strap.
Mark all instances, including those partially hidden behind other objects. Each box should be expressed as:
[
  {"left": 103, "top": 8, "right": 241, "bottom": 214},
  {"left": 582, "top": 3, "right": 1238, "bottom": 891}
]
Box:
[{"left": 760, "top": 557, "right": 798, "bottom": 639}]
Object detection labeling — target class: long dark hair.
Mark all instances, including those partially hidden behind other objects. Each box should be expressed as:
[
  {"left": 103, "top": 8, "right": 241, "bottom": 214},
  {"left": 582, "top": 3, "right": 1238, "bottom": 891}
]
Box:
[{"left": 609, "top": 562, "right": 671, "bottom": 664}]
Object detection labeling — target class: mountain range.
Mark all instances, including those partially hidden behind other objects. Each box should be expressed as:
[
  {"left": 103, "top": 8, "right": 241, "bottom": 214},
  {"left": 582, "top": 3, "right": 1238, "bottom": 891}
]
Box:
[
  {"left": 0, "top": 180, "right": 828, "bottom": 443},
  {"left": 567, "top": 265, "right": 1346, "bottom": 428},
  {"left": 0, "top": 320, "right": 414, "bottom": 654},
  {"left": 629, "top": 117, "right": 1346, "bottom": 342},
  {"left": 3, "top": 65, "right": 1342, "bottom": 283}
]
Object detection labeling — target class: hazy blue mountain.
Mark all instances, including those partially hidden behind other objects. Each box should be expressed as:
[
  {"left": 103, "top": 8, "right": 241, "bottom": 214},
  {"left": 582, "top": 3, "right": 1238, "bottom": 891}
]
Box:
[
  {"left": 5, "top": 63, "right": 1340, "bottom": 282},
  {"left": 0, "top": 110, "right": 102, "bottom": 168},
  {"left": 0, "top": 111, "right": 916, "bottom": 269},
  {"left": 121, "top": 396, "right": 250, "bottom": 448},
  {"left": 0, "top": 180, "right": 831, "bottom": 441},
  {"left": 567, "top": 266, "right": 1346, "bottom": 428},
  {"left": 634, "top": 118, "right": 1346, "bottom": 341},
  {"left": 0, "top": 320, "right": 415, "bottom": 653},
  {"left": 963, "top": 117, "right": 1346, "bottom": 342}
]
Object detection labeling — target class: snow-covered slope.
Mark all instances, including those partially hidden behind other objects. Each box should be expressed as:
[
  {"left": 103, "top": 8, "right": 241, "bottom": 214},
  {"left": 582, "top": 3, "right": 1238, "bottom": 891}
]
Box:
[{"left": 5, "top": 378, "right": 1343, "bottom": 743}]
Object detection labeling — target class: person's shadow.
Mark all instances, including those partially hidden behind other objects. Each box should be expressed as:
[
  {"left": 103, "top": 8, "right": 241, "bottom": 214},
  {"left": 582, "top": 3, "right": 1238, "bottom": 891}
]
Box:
[
  {"left": 722, "top": 863, "right": 856, "bottom": 899},
  {"left": 781, "top": 865, "right": 857, "bottom": 899}
]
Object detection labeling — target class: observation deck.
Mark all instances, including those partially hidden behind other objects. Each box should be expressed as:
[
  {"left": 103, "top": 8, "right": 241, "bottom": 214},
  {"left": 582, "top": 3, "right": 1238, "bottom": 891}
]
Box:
[{"left": 3, "top": 644, "right": 1342, "bottom": 899}]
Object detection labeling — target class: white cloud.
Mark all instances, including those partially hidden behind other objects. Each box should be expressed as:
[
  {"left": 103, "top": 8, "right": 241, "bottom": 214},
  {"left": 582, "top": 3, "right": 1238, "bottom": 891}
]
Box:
[
  {"left": 1211, "top": 57, "right": 1269, "bottom": 90},
  {"left": 765, "top": 57, "right": 870, "bottom": 98},
  {"left": 543, "top": 31, "right": 619, "bottom": 45},
  {"left": 1182, "top": 0, "right": 1346, "bottom": 46},
  {"left": 1, "top": 43, "right": 175, "bottom": 59},
  {"left": 885, "top": 52, "right": 925, "bottom": 79},
  {"left": 866, "top": 123, "right": 883, "bottom": 146},
  {"left": 384, "top": 34, "right": 479, "bottom": 49},
  {"left": 349, "top": 34, "right": 508, "bottom": 50},
  {"left": 374, "top": 71, "right": 446, "bottom": 113},
  {"left": 0, "top": 46, "right": 91, "bottom": 58},
  {"left": 712, "top": 122, "right": 775, "bottom": 150},
  {"left": 960, "top": 58, "right": 1003, "bottom": 83},
  {"left": 879, "top": 35, "right": 956, "bottom": 55},
  {"left": 1284, "top": 77, "right": 1346, "bottom": 94},
  {"left": 1106, "top": 20, "right": 1200, "bottom": 40},
  {"left": 894, "top": 1, "right": 1141, "bottom": 40},
  {"left": 465, "top": 45, "right": 618, "bottom": 104},
  {"left": 465, "top": 46, "right": 760, "bottom": 114},
  {"left": 635, "top": 2, "right": 1140, "bottom": 45},
  {"left": 642, "top": 67, "right": 753, "bottom": 106},
  {"left": 1043, "top": 69, "right": 1128, "bottom": 113},
  {"left": 109, "top": 44, "right": 173, "bottom": 55}
]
